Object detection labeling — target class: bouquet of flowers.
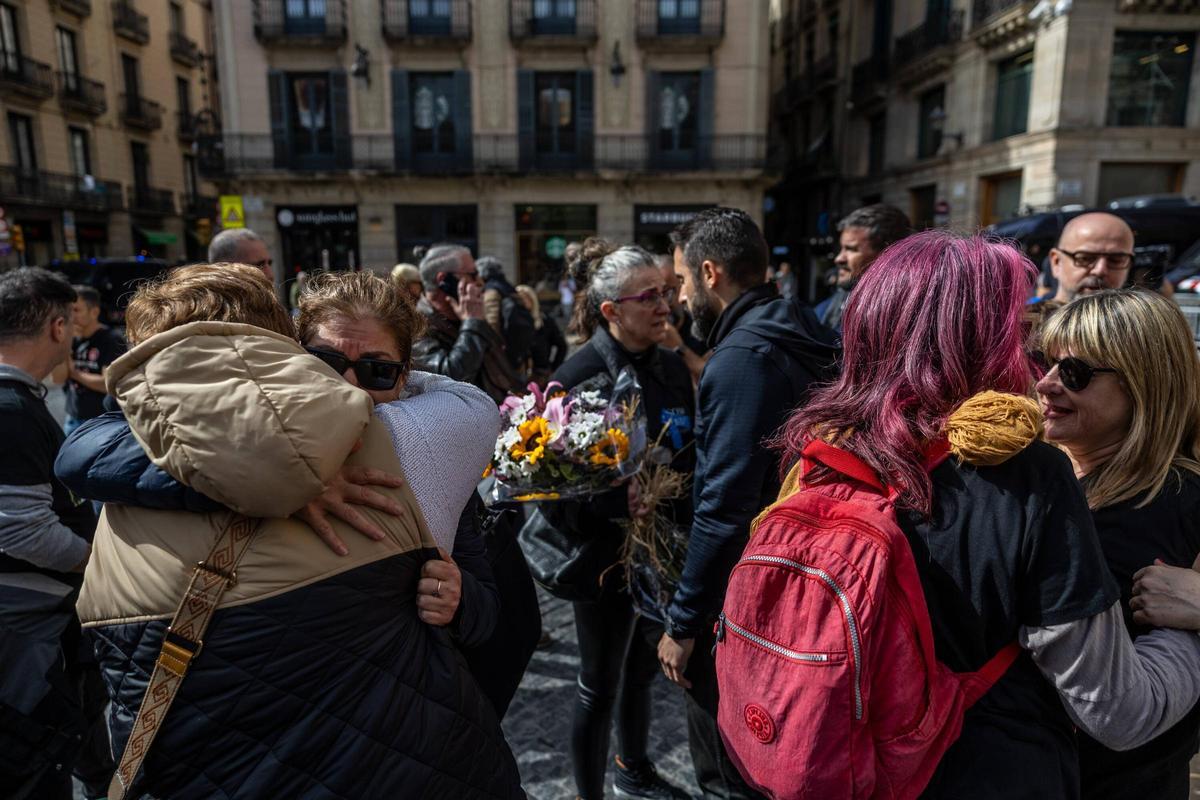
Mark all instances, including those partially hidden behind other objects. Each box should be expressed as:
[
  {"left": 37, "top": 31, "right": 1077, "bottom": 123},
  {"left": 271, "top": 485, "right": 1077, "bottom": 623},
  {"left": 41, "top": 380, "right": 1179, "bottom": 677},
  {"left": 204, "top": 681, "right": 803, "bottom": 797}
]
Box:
[{"left": 488, "top": 368, "right": 647, "bottom": 503}]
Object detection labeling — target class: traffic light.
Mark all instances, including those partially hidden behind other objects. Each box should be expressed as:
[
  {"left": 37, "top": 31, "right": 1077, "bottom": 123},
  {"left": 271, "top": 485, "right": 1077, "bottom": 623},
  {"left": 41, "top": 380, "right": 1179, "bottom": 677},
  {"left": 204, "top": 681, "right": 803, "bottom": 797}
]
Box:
[{"left": 10, "top": 224, "right": 24, "bottom": 252}]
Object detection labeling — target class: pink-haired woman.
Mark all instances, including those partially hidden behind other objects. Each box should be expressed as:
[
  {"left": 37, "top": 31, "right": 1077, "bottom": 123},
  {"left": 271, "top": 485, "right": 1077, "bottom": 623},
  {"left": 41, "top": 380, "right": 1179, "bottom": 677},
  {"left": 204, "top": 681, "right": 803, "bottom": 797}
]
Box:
[{"left": 774, "top": 231, "right": 1200, "bottom": 799}]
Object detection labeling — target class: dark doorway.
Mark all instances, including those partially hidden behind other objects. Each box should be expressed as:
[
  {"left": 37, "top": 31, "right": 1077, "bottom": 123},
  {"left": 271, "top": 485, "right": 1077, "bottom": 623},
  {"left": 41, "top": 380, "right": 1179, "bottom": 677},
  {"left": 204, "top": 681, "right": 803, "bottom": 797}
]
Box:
[
  {"left": 395, "top": 204, "right": 477, "bottom": 264},
  {"left": 277, "top": 205, "right": 360, "bottom": 278}
]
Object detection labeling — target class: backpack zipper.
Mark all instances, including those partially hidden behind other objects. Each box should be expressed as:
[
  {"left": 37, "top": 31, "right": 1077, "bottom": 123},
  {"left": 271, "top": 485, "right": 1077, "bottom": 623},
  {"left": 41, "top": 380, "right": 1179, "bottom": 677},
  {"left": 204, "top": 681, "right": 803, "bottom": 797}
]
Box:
[
  {"left": 716, "top": 612, "right": 830, "bottom": 663},
  {"left": 734, "top": 554, "right": 864, "bottom": 720}
]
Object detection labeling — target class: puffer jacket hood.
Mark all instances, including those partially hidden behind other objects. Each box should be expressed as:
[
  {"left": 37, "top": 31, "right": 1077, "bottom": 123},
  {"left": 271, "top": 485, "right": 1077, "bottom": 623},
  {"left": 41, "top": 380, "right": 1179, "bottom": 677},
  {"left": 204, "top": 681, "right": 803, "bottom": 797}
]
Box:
[{"left": 106, "top": 321, "right": 373, "bottom": 518}]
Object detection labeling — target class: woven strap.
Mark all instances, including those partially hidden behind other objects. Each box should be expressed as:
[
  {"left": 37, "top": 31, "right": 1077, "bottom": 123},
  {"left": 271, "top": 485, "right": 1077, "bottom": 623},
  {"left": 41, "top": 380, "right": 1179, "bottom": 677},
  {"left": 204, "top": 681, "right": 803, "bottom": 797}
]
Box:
[{"left": 108, "top": 513, "right": 261, "bottom": 800}]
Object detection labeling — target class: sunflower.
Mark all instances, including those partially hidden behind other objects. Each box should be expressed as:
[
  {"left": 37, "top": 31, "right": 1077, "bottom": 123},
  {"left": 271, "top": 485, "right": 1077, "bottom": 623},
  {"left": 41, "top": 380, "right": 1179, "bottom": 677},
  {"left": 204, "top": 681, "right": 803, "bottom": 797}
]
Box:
[
  {"left": 511, "top": 417, "right": 553, "bottom": 465},
  {"left": 589, "top": 428, "right": 630, "bottom": 467}
]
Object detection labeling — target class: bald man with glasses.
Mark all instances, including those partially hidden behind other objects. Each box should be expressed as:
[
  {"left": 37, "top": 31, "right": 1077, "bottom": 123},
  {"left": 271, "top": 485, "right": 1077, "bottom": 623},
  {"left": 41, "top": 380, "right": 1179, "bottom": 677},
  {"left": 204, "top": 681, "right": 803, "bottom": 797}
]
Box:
[{"left": 1050, "top": 212, "right": 1136, "bottom": 303}]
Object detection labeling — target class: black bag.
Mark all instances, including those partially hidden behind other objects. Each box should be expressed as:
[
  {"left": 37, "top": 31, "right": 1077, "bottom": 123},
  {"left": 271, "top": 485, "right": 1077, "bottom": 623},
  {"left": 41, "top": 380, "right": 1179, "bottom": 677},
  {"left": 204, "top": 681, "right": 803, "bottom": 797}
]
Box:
[
  {"left": 518, "top": 502, "right": 618, "bottom": 602},
  {"left": 462, "top": 501, "right": 541, "bottom": 719}
]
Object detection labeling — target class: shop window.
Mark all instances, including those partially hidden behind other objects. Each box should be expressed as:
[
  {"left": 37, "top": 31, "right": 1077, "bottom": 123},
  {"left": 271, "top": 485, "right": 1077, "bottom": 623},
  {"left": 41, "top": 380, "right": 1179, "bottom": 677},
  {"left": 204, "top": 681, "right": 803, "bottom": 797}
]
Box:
[
  {"left": 514, "top": 204, "right": 596, "bottom": 283},
  {"left": 1107, "top": 31, "right": 1194, "bottom": 127},
  {"left": 395, "top": 204, "right": 477, "bottom": 263},
  {"left": 993, "top": 51, "right": 1032, "bottom": 140}
]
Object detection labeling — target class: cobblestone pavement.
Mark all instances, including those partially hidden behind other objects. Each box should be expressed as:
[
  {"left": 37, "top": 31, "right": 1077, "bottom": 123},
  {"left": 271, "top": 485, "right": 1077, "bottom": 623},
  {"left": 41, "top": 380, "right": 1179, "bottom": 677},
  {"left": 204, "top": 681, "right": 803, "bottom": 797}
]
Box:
[{"left": 503, "top": 588, "right": 699, "bottom": 800}]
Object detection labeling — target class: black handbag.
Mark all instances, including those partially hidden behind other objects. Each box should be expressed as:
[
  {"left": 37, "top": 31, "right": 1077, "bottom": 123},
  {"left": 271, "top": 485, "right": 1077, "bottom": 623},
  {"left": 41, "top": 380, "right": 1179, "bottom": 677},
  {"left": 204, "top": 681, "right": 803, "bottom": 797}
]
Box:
[{"left": 518, "top": 502, "right": 618, "bottom": 603}]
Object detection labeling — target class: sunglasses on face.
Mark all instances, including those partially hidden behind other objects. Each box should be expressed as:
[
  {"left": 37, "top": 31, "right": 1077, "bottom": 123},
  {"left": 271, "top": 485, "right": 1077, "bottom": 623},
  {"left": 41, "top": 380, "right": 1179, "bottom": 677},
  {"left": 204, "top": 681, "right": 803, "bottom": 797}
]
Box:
[
  {"left": 1055, "top": 249, "right": 1134, "bottom": 271},
  {"left": 1031, "top": 351, "right": 1118, "bottom": 392},
  {"left": 304, "top": 347, "right": 406, "bottom": 391},
  {"left": 615, "top": 287, "right": 677, "bottom": 307}
]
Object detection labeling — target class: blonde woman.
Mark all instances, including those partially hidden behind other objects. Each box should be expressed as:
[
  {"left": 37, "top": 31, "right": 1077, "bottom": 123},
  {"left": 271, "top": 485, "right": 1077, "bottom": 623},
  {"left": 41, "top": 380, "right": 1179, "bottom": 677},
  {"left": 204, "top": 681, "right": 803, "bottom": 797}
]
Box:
[
  {"left": 1035, "top": 289, "right": 1200, "bottom": 799},
  {"left": 515, "top": 283, "right": 567, "bottom": 386},
  {"left": 391, "top": 262, "right": 423, "bottom": 302}
]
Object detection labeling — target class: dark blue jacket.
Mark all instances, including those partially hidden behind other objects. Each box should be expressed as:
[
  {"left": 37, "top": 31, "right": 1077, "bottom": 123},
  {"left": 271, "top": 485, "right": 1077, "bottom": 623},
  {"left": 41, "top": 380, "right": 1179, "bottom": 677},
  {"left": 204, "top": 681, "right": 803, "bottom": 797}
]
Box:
[
  {"left": 664, "top": 285, "right": 839, "bottom": 639},
  {"left": 55, "top": 411, "right": 500, "bottom": 648}
]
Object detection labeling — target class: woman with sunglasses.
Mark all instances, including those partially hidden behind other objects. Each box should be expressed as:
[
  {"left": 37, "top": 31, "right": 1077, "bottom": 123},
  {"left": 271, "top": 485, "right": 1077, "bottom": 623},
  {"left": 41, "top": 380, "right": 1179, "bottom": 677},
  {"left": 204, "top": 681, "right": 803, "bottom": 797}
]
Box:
[
  {"left": 1035, "top": 289, "right": 1200, "bottom": 799},
  {"left": 548, "top": 238, "right": 695, "bottom": 800}
]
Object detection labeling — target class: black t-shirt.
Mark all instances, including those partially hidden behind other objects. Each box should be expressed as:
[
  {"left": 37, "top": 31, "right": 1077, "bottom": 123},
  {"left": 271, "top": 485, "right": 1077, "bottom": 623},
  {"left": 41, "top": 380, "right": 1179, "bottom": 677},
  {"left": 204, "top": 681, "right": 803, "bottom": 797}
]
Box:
[
  {"left": 0, "top": 377, "right": 96, "bottom": 582},
  {"left": 1077, "top": 469, "right": 1200, "bottom": 800},
  {"left": 898, "top": 442, "right": 1120, "bottom": 800},
  {"left": 64, "top": 326, "right": 125, "bottom": 421}
]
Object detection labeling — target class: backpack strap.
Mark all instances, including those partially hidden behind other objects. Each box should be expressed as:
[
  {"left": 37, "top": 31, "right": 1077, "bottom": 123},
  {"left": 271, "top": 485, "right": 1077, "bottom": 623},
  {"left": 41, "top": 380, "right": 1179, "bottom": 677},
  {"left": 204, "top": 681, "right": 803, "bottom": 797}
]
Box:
[
  {"left": 801, "top": 439, "right": 891, "bottom": 496},
  {"left": 107, "top": 513, "right": 262, "bottom": 800},
  {"left": 961, "top": 641, "right": 1023, "bottom": 707}
]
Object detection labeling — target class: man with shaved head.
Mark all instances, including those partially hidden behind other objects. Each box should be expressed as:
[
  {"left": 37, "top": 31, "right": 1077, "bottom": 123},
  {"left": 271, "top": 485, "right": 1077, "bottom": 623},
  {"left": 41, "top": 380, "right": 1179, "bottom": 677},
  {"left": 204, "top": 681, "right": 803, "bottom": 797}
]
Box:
[{"left": 1050, "top": 212, "right": 1135, "bottom": 303}]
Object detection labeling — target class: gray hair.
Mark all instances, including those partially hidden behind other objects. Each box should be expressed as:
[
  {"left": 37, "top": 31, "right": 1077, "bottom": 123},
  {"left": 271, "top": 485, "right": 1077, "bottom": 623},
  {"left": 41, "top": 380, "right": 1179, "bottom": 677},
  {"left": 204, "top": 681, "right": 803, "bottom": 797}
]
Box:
[
  {"left": 418, "top": 244, "right": 470, "bottom": 290},
  {"left": 837, "top": 204, "right": 912, "bottom": 253},
  {"left": 589, "top": 245, "right": 659, "bottom": 308},
  {"left": 208, "top": 228, "right": 264, "bottom": 263}
]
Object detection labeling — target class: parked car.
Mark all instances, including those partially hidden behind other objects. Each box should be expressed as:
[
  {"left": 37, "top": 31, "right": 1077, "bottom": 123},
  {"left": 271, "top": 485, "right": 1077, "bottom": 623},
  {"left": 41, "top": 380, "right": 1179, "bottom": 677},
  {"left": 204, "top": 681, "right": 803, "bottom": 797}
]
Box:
[
  {"left": 1107, "top": 193, "right": 1197, "bottom": 210},
  {"left": 46, "top": 257, "right": 171, "bottom": 327}
]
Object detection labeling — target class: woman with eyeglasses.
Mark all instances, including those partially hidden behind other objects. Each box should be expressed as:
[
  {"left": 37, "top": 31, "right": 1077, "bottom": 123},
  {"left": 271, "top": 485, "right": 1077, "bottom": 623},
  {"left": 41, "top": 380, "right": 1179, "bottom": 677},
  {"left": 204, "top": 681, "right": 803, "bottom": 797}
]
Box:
[
  {"left": 1034, "top": 289, "right": 1200, "bottom": 799},
  {"left": 548, "top": 238, "right": 696, "bottom": 800}
]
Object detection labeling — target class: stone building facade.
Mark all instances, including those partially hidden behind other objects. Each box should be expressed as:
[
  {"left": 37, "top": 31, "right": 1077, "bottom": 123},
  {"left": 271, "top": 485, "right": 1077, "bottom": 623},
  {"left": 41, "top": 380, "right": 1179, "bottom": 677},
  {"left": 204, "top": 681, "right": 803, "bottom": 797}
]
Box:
[
  {"left": 0, "top": 0, "right": 219, "bottom": 266},
  {"left": 203, "top": 0, "right": 772, "bottom": 287},
  {"left": 768, "top": 0, "right": 1200, "bottom": 287}
]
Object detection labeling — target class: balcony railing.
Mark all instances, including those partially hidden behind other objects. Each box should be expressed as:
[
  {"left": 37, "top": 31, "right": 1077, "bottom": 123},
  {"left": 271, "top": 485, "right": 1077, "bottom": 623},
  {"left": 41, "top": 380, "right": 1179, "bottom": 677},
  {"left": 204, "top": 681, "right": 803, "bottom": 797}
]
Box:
[
  {"left": 182, "top": 193, "right": 216, "bottom": 218},
  {"left": 120, "top": 94, "right": 164, "bottom": 131},
  {"left": 973, "top": 0, "right": 1032, "bottom": 28},
  {"left": 510, "top": 0, "right": 597, "bottom": 42},
  {"left": 382, "top": 0, "right": 472, "bottom": 42},
  {"left": 850, "top": 56, "right": 889, "bottom": 107},
  {"left": 635, "top": 0, "right": 724, "bottom": 43},
  {"left": 0, "top": 54, "right": 55, "bottom": 100},
  {"left": 50, "top": 0, "right": 92, "bottom": 16},
  {"left": 176, "top": 111, "right": 199, "bottom": 142},
  {"left": 169, "top": 31, "right": 200, "bottom": 67},
  {"left": 112, "top": 1, "right": 150, "bottom": 45},
  {"left": 254, "top": 0, "right": 347, "bottom": 45},
  {"left": 0, "top": 166, "right": 124, "bottom": 212},
  {"left": 199, "top": 132, "right": 768, "bottom": 175},
  {"left": 57, "top": 71, "right": 107, "bottom": 116},
  {"left": 129, "top": 186, "right": 176, "bottom": 215},
  {"left": 894, "top": 12, "right": 964, "bottom": 72}
]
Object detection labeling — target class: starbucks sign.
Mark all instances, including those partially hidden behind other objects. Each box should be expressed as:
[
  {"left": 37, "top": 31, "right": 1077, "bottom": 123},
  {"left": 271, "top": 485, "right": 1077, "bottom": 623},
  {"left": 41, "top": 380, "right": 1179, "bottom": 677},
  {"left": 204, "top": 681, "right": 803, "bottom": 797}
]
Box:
[{"left": 545, "top": 236, "right": 567, "bottom": 259}]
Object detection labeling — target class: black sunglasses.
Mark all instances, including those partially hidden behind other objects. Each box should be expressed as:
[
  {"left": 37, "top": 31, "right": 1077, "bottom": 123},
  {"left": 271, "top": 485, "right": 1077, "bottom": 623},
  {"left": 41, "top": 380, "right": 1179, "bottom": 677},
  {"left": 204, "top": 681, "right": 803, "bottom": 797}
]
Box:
[
  {"left": 304, "top": 347, "right": 406, "bottom": 391},
  {"left": 1031, "top": 352, "right": 1118, "bottom": 392}
]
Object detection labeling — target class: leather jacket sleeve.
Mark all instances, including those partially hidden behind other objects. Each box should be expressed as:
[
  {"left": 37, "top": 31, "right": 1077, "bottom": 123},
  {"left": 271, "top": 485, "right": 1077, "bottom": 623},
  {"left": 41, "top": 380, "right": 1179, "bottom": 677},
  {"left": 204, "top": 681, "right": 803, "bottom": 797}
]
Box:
[{"left": 413, "top": 318, "right": 494, "bottom": 383}]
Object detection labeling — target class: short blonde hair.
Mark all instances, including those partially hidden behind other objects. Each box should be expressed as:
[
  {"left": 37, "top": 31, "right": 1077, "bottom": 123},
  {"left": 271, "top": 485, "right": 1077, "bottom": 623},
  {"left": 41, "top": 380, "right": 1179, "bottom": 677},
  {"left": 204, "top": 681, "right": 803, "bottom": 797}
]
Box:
[
  {"left": 1041, "top": 289, "right": 1200, "bottom": 509},
  {"left": 124, "top": 262, "right": 295, "bottom": 345},
  {"left": 391, "top": 263, "right": 420, "bottom": 287},
  {"left": 297, "top": 271, "right": 426, "bottom": 369}
]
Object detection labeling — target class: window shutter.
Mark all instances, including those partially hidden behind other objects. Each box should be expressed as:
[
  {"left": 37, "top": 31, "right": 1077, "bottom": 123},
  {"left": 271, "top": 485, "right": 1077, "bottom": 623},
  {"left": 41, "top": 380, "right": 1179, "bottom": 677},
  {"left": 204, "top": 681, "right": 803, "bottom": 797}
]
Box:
[
  {"left": 645, "top": 70, "right": 660, "bottom": 168},
  {"left": 576, "top": 69, "right": 594, "bottom": 168},
  {"left": 268, "top": 70, "right": 290, "bottom": 169},
  {"left": 453, "top": 69, "right": 473, "bottom": 170},
  {"left": 698, "top": 68, "right": 715, "bottom": 168},
  {"left": 330, "top": 69, "right": 351, "bottom": 168},
  {"left": 517, "top": 69, "right": 535, "bottom": 170},
  {"left": 392, "top": 68, "right": 411, "bottom": 170}
]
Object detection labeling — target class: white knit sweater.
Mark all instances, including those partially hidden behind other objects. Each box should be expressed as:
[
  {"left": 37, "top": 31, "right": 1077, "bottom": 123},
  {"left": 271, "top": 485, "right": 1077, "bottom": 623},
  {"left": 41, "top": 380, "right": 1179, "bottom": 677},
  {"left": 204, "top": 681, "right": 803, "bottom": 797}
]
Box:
[{"left": 373, "top": 372, "right": 500, "bottom": 551}]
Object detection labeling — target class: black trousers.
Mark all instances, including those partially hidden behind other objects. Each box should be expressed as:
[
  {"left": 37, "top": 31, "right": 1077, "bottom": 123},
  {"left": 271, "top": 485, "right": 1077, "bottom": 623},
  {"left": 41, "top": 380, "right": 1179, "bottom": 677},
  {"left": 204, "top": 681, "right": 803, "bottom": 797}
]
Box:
[
  {"left": 571, "top": 587, "right": 662, "bottom": 800},
  {"left": 684, "top": 624, "right": 764, "bottom": 800}
]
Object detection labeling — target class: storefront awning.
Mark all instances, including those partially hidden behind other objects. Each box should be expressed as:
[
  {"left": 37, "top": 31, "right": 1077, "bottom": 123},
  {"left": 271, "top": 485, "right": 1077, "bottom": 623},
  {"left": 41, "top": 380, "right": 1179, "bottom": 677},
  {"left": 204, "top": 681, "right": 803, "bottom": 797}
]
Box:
[{"left": 135, "top": 227, "right": 178, "bottom": 245}]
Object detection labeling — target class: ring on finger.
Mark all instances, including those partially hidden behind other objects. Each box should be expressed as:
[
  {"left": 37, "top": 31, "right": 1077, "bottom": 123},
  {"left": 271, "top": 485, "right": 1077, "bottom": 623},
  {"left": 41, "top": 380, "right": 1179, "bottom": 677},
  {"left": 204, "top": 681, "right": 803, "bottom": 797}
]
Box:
[{"left": 434, "top": 579, "right": 443, "bottom": 598}]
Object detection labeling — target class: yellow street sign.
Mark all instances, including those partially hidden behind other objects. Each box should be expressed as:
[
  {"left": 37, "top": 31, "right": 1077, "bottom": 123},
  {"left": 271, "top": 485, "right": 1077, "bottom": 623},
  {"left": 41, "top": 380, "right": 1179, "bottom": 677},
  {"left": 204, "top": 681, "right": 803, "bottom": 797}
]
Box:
[{"left": 219, "top": 195, "right": 245, "bottom": 229}]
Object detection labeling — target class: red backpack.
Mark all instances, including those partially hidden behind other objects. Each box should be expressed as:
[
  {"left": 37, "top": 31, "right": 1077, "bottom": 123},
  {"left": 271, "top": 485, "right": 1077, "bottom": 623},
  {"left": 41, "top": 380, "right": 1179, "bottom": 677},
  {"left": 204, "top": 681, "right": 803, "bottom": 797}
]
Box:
[{"left": 714, "top": 439, "right": 1020, "bottom": 799}]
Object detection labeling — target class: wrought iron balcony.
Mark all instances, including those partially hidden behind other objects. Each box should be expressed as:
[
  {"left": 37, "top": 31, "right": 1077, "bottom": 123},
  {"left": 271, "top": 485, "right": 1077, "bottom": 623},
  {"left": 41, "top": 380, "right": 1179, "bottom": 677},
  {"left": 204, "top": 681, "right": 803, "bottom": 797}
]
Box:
[
  {"left": 129, "top": 186, "right": 176, "bottom": 215},
  {"left": 57, "top": 72, "right": 107, "bottom": 116},
  {"left": 971, "top": 0, "right": 1034, "bottom": 48},
  {"left": 176, "top": 111, "right": 199, "bottom": 142},
  {"left": 199, "top": 132, "right": 767, "bottom": 176},
  {"left": 170, "top": 31, "right": 200, "bottom": 67},
  {"left": 112, "top": 1, "right": 150, "bottom": 45},
  {"left": 850, "top": 56, "right": 889, "bottom": 108},
  {"left": 254, "top": 0, "right": 347, "bottom": 45},
  {"left": 182, "top": 193, "right": 216, "bottom": 218},
  {"left": 120, "top": 93, "right": 164, "bottom": 131},
  {"left": 0, "top": 166, "right": 124, "bottom": 212},
  {"left": 635, "top": 0, "right": 724, "bottom": 45},
  {"left": 893, "top": 11, "right": 963, "bottom": 74},
  {"left": 382, "top": 0, "right": 472, "bottom": 42},
  {"left": 0, "top": 54, "right": 55, "bottom": 101},
  {"left": 509, "top": 0, "right": 597, "bottom": 43},
  {"left": 50, "top": 0, "right": 92, "bottom": 16}
]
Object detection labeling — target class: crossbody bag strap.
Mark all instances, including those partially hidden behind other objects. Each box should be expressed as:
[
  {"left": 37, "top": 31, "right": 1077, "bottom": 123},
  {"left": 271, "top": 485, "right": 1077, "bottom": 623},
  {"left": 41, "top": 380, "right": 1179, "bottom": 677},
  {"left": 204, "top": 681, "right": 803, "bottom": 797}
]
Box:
[{"left": 107, "top": 513, "right": 262, "bottom": 800}]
